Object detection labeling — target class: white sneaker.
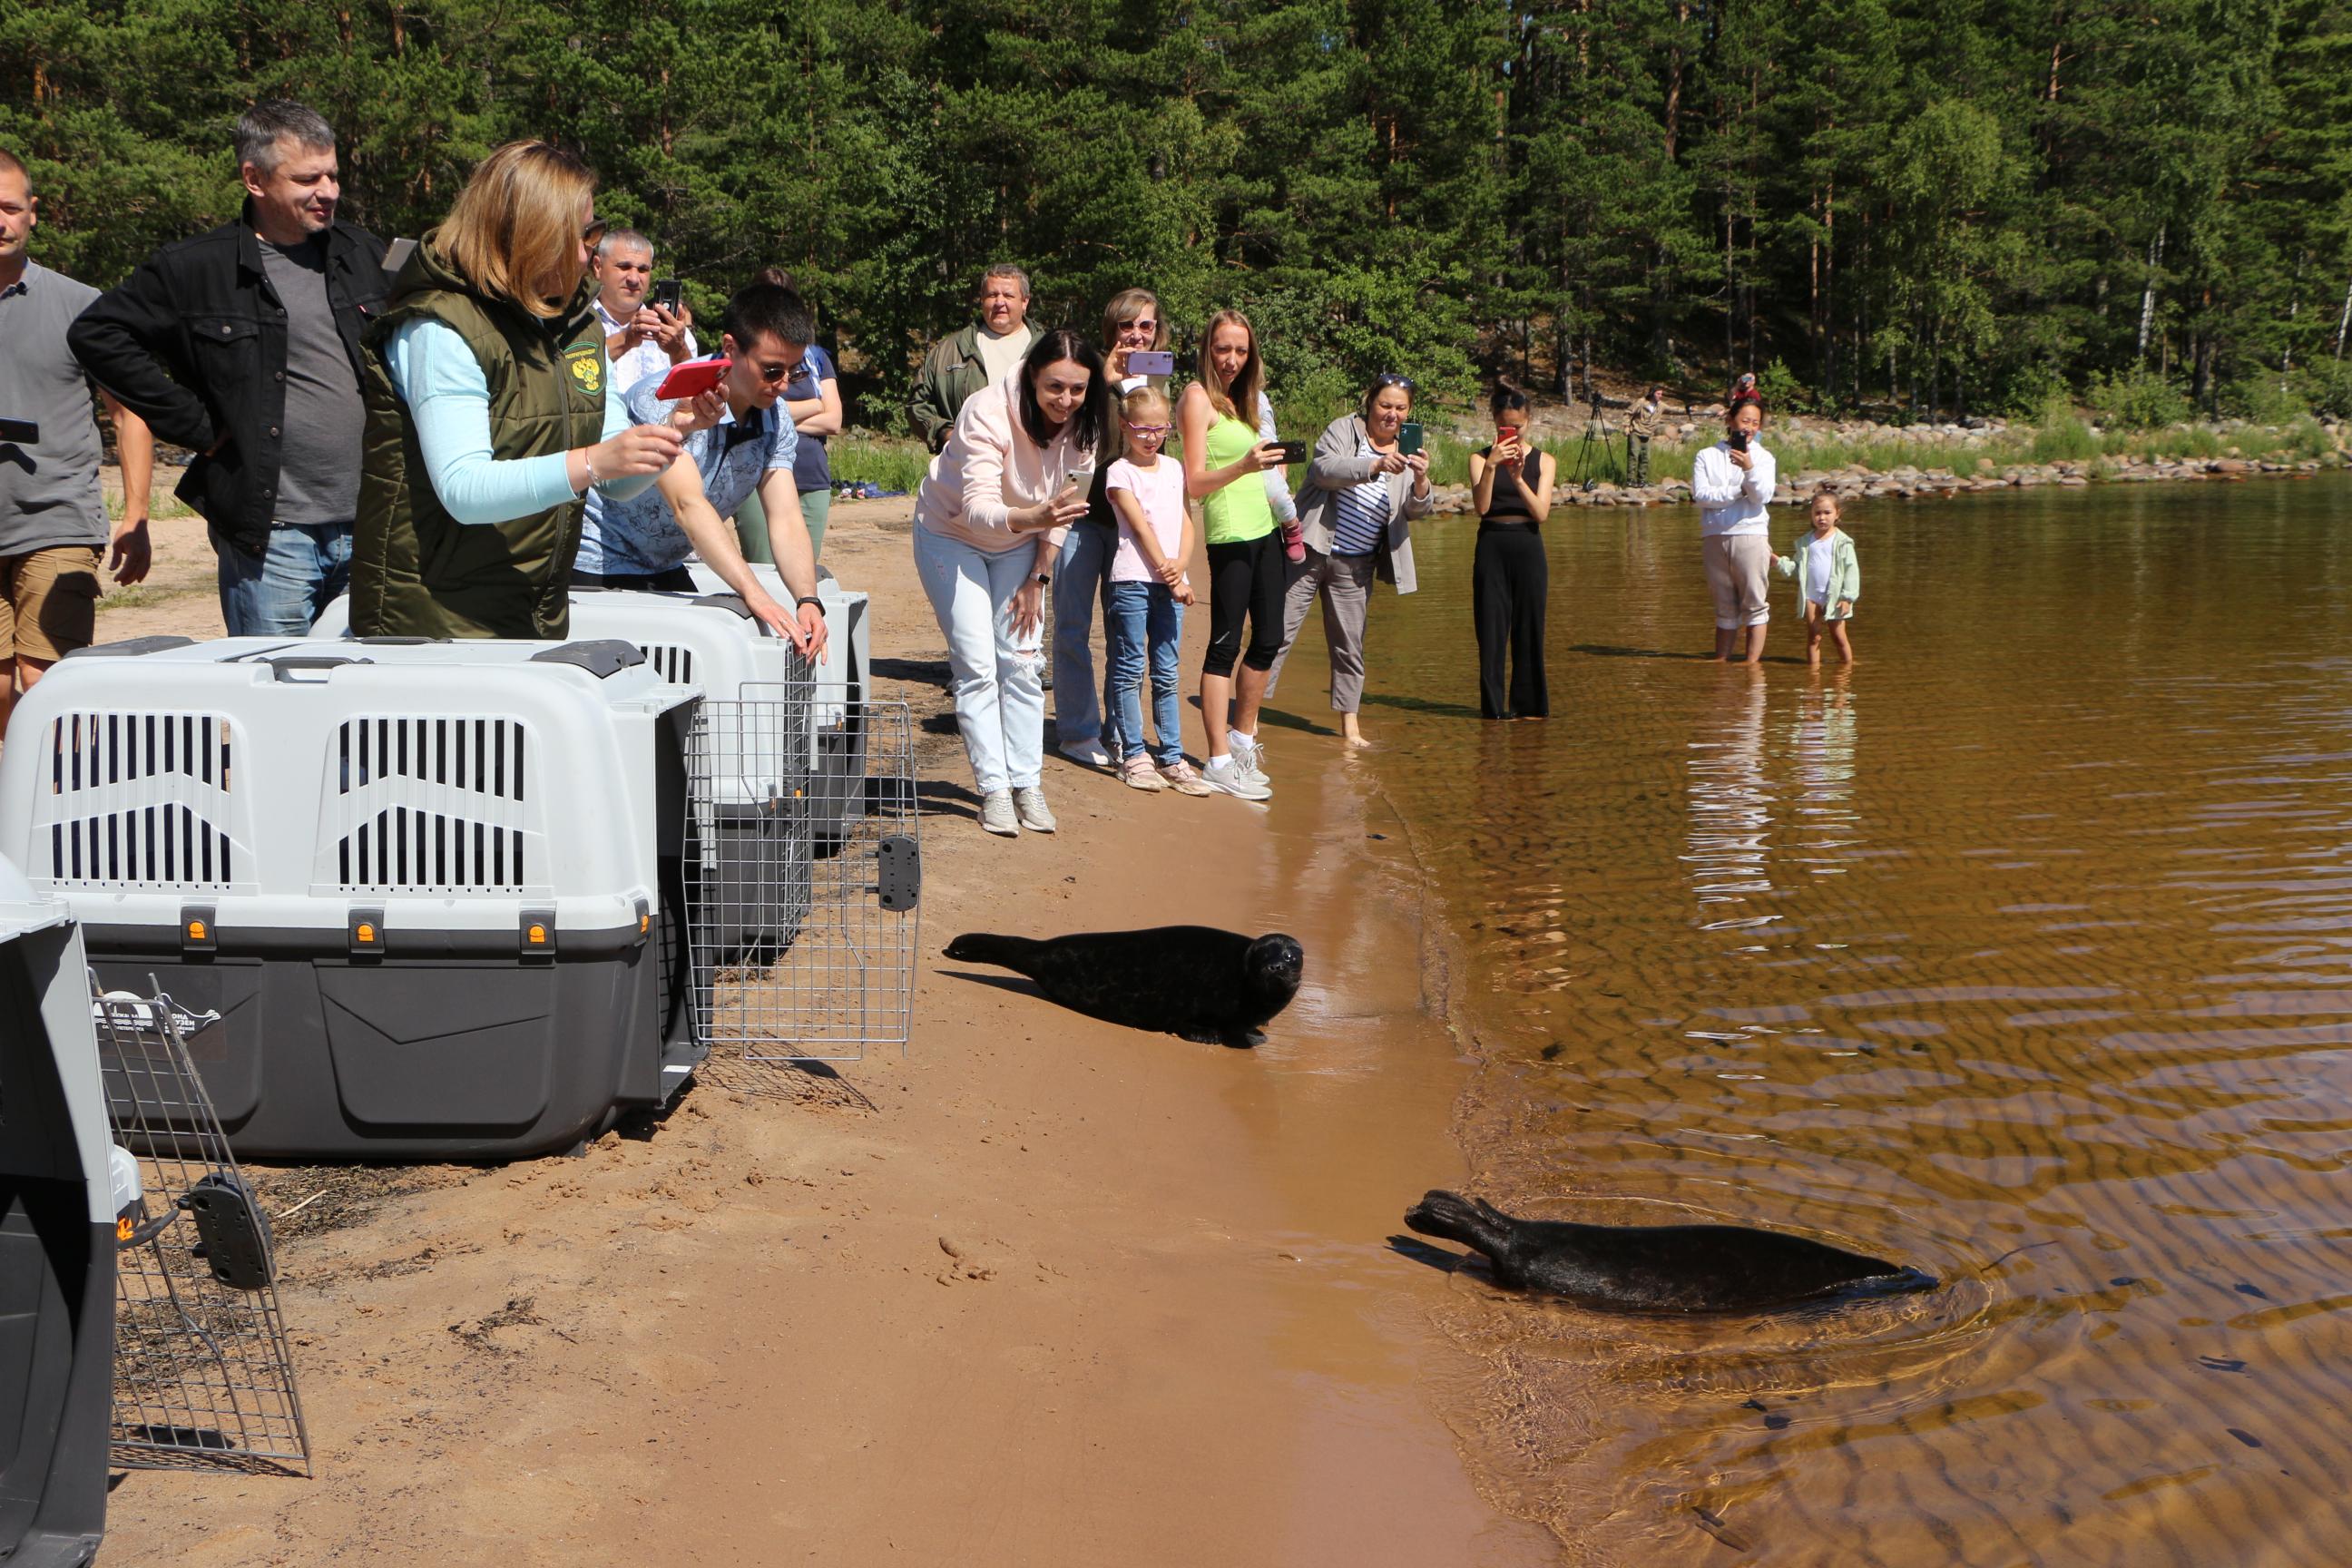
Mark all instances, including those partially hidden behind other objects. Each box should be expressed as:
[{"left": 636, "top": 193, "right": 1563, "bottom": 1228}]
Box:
[
  {"left": 1012, "top": 786, "right": 1058, "bottom": 832},
  {"left": 979, "top": 790, "right": 1020, "bottom": 837},
  {"left": 1057, "top": 739, "right": 1112, "bottom": 769},
  {"left": 1203, "top": 760, "right": 1272, "bottom": 802},
  {"left": 1231, "top": 734, "right": 1269, "bottom": 776}
]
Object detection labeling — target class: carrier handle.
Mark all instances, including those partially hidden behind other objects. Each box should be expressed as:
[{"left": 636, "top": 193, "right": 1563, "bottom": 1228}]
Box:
[{"left": 265, "top": 654, "right": 374, "bottom": 682}]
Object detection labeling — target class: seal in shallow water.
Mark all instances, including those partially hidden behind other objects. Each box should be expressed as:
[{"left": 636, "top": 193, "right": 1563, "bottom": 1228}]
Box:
[
  {"left": 943, "top": 926, "right": 1303, "bottom": 1048},
  {"left": 1403, "top": 1191, "right": 1935, "bottom": 1313}
]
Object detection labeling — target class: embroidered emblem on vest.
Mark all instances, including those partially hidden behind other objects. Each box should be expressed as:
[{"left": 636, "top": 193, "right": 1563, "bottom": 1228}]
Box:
[{"left": 568, "top": 347, "right": 604, "bottom": 398}]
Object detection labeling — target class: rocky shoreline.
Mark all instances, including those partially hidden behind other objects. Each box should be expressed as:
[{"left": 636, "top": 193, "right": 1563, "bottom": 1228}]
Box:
[{"left": 1427, "top": 446, "right": 2345, "bottom": 514}]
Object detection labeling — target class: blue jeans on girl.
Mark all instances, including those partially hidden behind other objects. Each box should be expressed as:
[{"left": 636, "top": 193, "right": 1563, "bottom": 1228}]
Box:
[{"left": 1102, "top": 580, "right": 1185, "bottom": 768}]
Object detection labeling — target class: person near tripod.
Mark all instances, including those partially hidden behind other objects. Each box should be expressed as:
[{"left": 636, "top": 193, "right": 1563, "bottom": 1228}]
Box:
[{"left": 1626, "top": 385, "right": 1665, "bottom": 486}]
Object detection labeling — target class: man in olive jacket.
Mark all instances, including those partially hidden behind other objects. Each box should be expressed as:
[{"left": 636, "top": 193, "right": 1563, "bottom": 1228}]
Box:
[
  {"left": 907, "top": 264, "right": 1039, "bottom": 453},
  {"left": 69, "top": 101, "right": 385, "bottom": 634}
]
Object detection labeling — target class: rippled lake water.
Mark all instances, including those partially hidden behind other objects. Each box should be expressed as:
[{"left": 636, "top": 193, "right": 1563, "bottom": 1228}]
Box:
[{"left": 1290, "top": 475, "right": 2352, "bottom": 1563}]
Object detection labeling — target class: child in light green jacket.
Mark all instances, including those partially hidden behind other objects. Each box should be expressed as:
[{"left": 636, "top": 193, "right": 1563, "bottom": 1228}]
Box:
[{"left": 1776, "top": 493, "right": 1861, "bottom": 666}]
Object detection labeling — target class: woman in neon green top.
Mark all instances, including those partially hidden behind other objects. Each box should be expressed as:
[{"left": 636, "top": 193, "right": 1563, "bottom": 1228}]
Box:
[{"left": 1176, "top": 309, "right": 1289, "bottom": 799}]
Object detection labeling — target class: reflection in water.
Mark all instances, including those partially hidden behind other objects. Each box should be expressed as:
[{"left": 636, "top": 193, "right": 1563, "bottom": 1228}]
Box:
[{"left": 1300, "top": 478, "right": 2352, "bottom": 1565}]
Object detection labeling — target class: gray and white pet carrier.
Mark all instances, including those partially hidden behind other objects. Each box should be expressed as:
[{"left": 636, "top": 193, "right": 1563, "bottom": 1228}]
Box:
[
  {"left": 0, "top": 637, "right": 702, "bottom": 1160},
  {"left": 0, "top": 857, "right": 116, "bottom": 1565}
]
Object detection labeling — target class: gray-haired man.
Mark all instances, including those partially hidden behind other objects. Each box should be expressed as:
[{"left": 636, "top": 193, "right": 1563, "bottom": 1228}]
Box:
[
  {"left": 591, "top": 227, "right": 697, "bottom": 398},
  {"left": 909, "top": 263, "right": 1039, "bottom": 453},
  {"left": 70, "top": 100, "right": 387, "bottom": 633}
]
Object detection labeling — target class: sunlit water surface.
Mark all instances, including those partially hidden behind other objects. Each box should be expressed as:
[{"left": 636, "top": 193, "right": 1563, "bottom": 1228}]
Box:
[{"left": 1290, "top": 475, "right": 2352, "bottom": 1564}]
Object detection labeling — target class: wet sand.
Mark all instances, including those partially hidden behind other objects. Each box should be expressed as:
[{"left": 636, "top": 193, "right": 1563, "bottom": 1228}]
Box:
[{"left": 83, "top": 503, "right": 1554, "bottom": 1564}]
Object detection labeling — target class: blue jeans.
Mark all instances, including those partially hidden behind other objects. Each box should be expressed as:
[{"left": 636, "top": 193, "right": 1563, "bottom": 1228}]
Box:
[
  {"left": 1102, "top": 580, "right": 1185, "bottom": 768},
  {"left": 1051, "top": 523, "right": 1113, "bottom": 746},
  {"left": 218, "top": 522, "right": 354, "bottom": 636},
  {"left": 912, "top": 525, "right": 1046, "bottom": 795}
]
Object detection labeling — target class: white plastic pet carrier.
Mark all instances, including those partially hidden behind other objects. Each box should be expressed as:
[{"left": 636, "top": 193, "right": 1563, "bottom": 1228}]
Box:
[{"left": 0, "top": 637, "right": 701, "bottom": 1159}]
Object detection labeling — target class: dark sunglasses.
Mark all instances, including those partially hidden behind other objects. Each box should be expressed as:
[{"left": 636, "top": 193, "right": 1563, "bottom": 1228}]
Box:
[
  {"left": 583, "top": 218, "right": 610, "bottom": 248},
  {"left": 751, "top": 358, "right": 806, "bottom": 384}
]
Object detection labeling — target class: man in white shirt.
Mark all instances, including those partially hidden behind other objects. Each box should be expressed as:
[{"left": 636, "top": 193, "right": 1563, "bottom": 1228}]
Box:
[
  {"left": 1690, "top": 398, "right": 1777, "bottom": 663},
  {"left": 592, "top": 228, "right": 695, "bottom": 397}
]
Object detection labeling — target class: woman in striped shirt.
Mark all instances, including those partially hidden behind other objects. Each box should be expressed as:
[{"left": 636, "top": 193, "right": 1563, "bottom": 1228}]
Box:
[{"left": 1267, "top": 373, "right": 1436, "bottom": 748}]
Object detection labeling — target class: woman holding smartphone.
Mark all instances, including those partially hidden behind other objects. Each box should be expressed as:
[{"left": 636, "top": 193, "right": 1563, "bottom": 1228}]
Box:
[
  {"left": 914, "top": 328, "right": 1114, "bottom": 837},
  {"left": 1177, "top": 309, "right": 1291, "bottom": 799},
  {"left": 1465, "top": 380, "right": 1557, "bottom": 719},
  {"left": 1266, "top": 371, "right": 1435, "bottom": 749},
  {"left": 1052, "top": 288, "right": 1169, "bottom": 769}
]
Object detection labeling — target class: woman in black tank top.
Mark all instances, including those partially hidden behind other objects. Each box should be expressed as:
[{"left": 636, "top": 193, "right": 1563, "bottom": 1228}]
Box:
[{"left": 1464, "top": 383, "right": 1557, "bottom": 719}]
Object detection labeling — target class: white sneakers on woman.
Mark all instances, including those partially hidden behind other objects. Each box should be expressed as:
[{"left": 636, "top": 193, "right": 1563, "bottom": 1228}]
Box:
[{"left": 979, "top": 787, "right": 1058, "bottom": 835}]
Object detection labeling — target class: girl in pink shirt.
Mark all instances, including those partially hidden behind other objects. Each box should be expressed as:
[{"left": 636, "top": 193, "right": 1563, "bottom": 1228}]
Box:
[{"left": 1101, "top": 387, "right": 1209, "bottom": 795}]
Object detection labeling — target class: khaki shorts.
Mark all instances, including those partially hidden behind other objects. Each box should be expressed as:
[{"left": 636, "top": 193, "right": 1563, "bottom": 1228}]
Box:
[
  {"left": 1, "top": 544, "right": 105, "bottom": 665},
  {"left": 1702, "top": 534, "right": 1773, "bottom": 630}
]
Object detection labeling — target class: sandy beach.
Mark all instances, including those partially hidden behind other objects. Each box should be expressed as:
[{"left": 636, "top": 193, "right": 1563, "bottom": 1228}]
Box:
[{"left": 80, "top": 496, "right": 1555, "bottom": 1565}]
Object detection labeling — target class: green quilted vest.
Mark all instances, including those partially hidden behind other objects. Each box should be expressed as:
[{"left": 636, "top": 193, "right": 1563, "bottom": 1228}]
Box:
[{"left": 351, "top": 242, "right": 608, "bottom": 639}]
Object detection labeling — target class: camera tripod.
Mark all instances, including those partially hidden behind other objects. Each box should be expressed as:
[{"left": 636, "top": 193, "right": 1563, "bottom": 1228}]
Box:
[{"left": 1568, "top": 395, "right": 1621, "bottom": 491}]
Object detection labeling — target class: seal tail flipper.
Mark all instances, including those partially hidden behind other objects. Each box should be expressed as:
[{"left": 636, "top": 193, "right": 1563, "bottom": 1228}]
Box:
[
  {"left": 1404, "top": 1191, "right": 1514, "bottom": 1262},
  {"left": 943, "top": 933, "right": 1044, "bottom": 971}
]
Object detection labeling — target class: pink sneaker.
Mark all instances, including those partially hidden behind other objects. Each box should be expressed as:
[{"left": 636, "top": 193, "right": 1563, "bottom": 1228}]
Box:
[
  {"left": 1158, "top": 759, "right": 1214, "bottom": 797},
  {"left": 1281, "top": 520, "right": 1306, "bottom": 564}
]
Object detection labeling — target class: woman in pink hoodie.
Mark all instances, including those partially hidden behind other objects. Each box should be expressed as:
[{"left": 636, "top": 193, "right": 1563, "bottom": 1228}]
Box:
[{"left": 913, "top": 328, "right": 1116, "bottom": 837}]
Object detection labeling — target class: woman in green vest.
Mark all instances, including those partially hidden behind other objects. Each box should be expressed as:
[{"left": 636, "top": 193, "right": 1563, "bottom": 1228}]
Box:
[
  {"left": 1175, "top": 309, "right": 1290, "bottom": 801},
  {"left": 351, "top": 140, "right": 698, "bottom": 639}
]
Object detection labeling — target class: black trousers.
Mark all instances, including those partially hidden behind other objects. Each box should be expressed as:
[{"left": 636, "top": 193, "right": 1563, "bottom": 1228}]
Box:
[
  {"left": 1473, "top": 524, "right": 1548, "bottom": 719},
  {"left": 1202, "top": 531, "right": 1285, "bottom": 678}
]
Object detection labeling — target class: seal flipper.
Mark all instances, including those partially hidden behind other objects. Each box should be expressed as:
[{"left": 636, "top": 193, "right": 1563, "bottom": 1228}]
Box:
[{"left": 1404, "top": 1191, "right": 1516, "bottom": 1267}]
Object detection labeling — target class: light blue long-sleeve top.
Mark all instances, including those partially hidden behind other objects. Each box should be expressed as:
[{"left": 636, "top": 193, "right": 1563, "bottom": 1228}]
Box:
[{"left": 382, "top": 318, "right": 658, "bottom": 524}]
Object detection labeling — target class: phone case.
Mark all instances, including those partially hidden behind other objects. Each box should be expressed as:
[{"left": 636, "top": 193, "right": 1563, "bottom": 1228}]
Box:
[
  {"left": 1126, "top": 350, "right": 1175, "bottom": 377},
  {"left": 1398, "top": 422, "right": 1425, "bottom": 456},
  {"left": 653, "top": 357, "right": 731, "bottom": 400}
]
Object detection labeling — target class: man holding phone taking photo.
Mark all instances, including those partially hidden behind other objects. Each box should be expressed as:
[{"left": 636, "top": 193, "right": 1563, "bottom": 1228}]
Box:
[
  {"left": 571, "top": 279, "right": 825, "bottom": 660},
  {"left": 592, "top": 228, "right": 697, "bottom": 397}
]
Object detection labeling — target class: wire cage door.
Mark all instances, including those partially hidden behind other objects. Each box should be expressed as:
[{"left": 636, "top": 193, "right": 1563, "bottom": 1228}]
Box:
[
  {"left": 93, "top": 977, "right": 309, "bottom": 1475},
  {"left": 684, "top": 685, "right": 920, "bottom": 1065}
]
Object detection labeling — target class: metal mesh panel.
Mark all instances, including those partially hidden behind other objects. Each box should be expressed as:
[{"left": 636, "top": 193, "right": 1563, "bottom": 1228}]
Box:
[
  {"left": 93, "top": 977, "right": 309, "bottom": 1475},
  {"left": 683, "top": 674, "right": 919, "bottom": 1067}
]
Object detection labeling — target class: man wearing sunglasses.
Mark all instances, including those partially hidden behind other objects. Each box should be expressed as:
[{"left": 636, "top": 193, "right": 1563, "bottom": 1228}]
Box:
[
  {"left": 571, "top": 278, "right": 827, "bottom": 658},
  {"left": 70, "top": 100, "right": 387, "bottom": 633}
]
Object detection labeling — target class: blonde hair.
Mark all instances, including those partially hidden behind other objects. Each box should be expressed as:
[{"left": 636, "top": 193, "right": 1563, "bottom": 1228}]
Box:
[
  {"left": 435, "top": 141, "right": 597, "bottom": 318},
  {"left": 1195, "top": 309, "right": 1263, "bottom": 424},
  {"left": 1120, "top": 384, "right": 1171, "bottom": 459}
]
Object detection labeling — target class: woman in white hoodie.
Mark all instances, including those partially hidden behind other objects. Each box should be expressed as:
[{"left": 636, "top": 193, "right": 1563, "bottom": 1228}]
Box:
[
  {"left": 913, "top": 328, "right": 1115, "bottom": 836},
  {"left": 1691, "top": 396, "right": 1777, "bottom": 663}
]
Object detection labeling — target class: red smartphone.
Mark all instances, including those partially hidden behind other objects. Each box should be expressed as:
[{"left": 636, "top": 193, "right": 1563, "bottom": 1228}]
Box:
[{"left": 653, "top": 356, "right": 731, "bottom": 400}]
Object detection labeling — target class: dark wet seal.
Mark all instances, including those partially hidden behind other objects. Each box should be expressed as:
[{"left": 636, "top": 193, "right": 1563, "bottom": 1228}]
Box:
[
  {"left": 1403, "top": 1190, "right": 1936, "bottom": 1314},
  {"left": 2199, "top": 1356, "right": 2249, "bottom": 1373},
  {"left": 942, "top": 927, "right": 1304, "bottom": 1050},
  {"left": 2229, "top": 1428, "right": 2265, "bottom": 1448},
  {"left": 2234, "top": 1282, "right": 2270, "bottom": 1299}
]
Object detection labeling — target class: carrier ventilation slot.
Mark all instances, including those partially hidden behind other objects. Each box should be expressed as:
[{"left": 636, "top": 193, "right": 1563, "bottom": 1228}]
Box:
[
  {"left": 36, "top": 711, "right": 240, "bottom": 888},
  {"left": 328, "top": 716, "right": 538, "bottom": 893},
  {"left": 643, "top": 643, "right": 695, "bottom": 685}
]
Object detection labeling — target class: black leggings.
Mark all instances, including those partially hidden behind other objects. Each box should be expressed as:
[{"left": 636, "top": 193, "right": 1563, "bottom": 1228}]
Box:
[
  {"left": 1473, "top": 524, "right": 1549, "bottom": 719},
  {"left": 1203, "top": 531, "right": 1285, "bottom": 678}
]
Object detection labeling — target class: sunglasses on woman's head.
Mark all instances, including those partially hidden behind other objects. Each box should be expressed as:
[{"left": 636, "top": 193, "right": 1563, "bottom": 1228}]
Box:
[{"left": 1376, "top": 372, "right": 1416, "bottom": 392}]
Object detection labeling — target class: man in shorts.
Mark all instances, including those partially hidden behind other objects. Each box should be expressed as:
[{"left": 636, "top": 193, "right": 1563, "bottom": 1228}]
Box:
[{"left": 0, "top": 146, "right": 152, "bottom": 736}]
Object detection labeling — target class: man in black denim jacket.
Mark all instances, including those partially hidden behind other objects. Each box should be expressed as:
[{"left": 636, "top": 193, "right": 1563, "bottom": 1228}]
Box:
[{"left": 70, "top": 102, "right": 386, "bottom": 633}]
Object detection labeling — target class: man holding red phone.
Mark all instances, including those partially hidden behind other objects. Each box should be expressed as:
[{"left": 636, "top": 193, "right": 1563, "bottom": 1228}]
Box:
[{"left": 572, "top": 279, "right": 826, "bottom": 660}]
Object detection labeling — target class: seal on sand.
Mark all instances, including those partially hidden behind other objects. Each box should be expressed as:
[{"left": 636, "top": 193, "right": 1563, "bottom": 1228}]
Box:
[
  {"left": 942, "top": 926, "right": 1304, "bottom": 1048},
  {"left": 1403, "top": 1191, "right": 1934, "bottom": 1314}
]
